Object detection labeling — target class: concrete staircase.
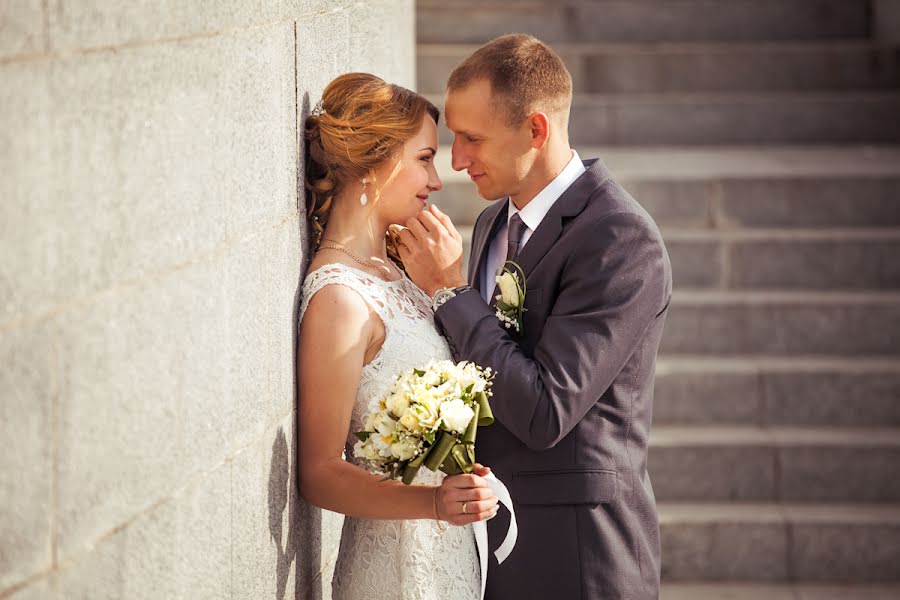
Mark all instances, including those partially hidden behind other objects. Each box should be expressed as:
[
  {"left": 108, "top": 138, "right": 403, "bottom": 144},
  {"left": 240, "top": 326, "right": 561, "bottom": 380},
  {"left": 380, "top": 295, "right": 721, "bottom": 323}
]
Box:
[{"left": 416, "top": 0, "right": 900, "bottom": 595}]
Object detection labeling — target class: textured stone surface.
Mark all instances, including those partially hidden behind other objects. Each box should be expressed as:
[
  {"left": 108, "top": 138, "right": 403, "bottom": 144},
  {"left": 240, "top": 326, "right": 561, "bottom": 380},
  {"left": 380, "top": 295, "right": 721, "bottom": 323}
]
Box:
[
  {"left": 717, "top": 177, "right": 900, "bottom": 227},
  {"left": 417, "top": 0, "right": 869, "bottom": 43},
  {"left": 662, "top": 583, "right": 900, "bottom": 600},
  {"left": 233, "top": 416, "right": 301, "bottom": 599},
  {"left": 659, "top": 504, "right": 788, "bottom": 580},
  {"left": 762, "top": 366, "right": 900, "bottom": 426},
  {"left": 57, "top": 459, "right": 232, "bottom": 600},
  {"left": 726, "top": 236, "right": 900, "bottom": 290},
  {"left": 567, "top": 93, "right": 900, "bottom": 146},
  {"left": 654, "top": 359, "right": 900, "bottom": 427},
  {"left": 0, "top": 324, "right": 55, "bottom": 590},
  {"left": 419, "top": 42, "right": 900, "bottom": 95},
  {"left": 665, "top": 238, "right": 723, "bottom": 288},
  {"left": 778, "top": 436, "right": 900, "bottom": 502},
  {"left": 652, "top": 366, "right": 763, "bottom": 425},
  {"left": 0, "top": 0, "right": 44, "bottom": 59},
  {"left": 434, "top": 88, "right": 900, "bottom": 145},
  {"left": 349, "top": 0, "right": 415, "bottom": 89},
  {"left": 875, "top": 0, "right": 900, "bottom": 43},
  {"left": 2, "top": 3, "right": 413, "bottom": 596},
  {"left": 650, "top": 433, "right": 776, "bottom": 501},
  {"left": 2, "top": 22, "right": 297, "bottom": 326},
  {"left": 661, "top": 504, "right": 900, "bottom": 581},
  {"left": 44, "top": 0, "right": 357, "bottom": 53},
  {"left": 650, "top": 427, "right": 900, "bottom": 502},
  {"left": 660, "top": 294, "right": 900, "bottom": 356},
  {"left": 3, "top": 578, "right": 56, "bottom": 600},
  {"left": 788, "top": 507, "right": 900, "bottom": 581},
  {"left": 54, "top": 221, "right": 300, "bottom": 562}
]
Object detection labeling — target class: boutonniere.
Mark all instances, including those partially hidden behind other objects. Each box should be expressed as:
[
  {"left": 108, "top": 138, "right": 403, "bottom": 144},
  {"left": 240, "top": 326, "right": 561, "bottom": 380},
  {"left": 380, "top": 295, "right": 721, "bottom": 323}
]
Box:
[{"left": 494, "top": 261, "right": 527, "bottom": 333}]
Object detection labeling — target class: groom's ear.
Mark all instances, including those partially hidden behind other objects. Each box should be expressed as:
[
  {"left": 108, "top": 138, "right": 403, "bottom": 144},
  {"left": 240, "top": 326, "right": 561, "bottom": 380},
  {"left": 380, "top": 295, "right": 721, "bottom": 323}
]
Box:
[{"left": 527, "top": 112, "right": 551, "bottom": 150}]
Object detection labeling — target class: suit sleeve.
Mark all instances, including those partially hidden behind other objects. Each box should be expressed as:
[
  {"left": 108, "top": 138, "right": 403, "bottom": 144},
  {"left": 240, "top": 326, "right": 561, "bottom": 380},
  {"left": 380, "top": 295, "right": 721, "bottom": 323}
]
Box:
[{"left": 435, "top": 211, "right": 670, "bottom": 451}]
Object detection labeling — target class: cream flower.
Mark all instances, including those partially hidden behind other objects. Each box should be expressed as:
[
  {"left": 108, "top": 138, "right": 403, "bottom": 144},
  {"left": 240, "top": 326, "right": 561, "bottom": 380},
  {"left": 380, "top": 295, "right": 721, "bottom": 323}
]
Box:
[
  {"left": 440, "top": 398, "right": 475, "bottom": 434},
  {"left": 497, "top": 272, "right": 520, "bottom": 306},
  {"left": 386, "top": 392, "right": 411, "bottom": 417},
  {"left": 399, "top": 412, "right": 423, "bottom": 433}
]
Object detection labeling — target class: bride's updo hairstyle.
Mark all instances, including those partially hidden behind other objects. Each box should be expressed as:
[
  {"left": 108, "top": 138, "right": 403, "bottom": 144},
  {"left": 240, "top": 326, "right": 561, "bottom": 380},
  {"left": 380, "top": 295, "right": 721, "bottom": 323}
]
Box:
[{"left": 305, "top": 72, "right": 440, "bottom": 250}]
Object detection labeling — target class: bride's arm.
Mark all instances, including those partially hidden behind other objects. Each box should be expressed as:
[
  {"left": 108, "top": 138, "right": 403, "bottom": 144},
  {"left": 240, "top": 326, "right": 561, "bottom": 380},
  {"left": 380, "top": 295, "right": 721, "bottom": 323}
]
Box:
[{"left": 297, "top": 283, "right": 497, "bottom": 524}]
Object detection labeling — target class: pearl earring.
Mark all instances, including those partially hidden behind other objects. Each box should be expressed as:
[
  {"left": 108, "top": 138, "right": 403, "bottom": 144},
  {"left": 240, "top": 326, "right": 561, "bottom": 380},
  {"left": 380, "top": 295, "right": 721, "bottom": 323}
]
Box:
[{"left": 359, "top": 178, "right": 368, "bottom": 207}]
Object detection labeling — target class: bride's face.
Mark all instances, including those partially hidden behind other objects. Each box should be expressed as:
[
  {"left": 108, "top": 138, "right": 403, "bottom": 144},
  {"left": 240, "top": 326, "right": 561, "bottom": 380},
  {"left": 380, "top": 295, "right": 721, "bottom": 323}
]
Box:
[{"left": 372, "top": 114, "right": 442, "bottom": 226}]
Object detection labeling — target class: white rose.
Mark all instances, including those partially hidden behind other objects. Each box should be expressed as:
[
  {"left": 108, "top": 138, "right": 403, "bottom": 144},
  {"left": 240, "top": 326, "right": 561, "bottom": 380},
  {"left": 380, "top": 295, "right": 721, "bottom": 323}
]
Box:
[
  {"left": 497, "top": 272, "right": 520, "bottom": 306},
  {"left": 399, "top": 412, "right": 423, "bottom": 433},
  {"left": 373, "top": 413, "right": 397, "bottom": 437},
  {"left": 440, "top": 399, "right": 475, "bottom": 434},
  {"left": 386, "top": 392, "right": 411, "bottom": 417},
  {"left": 414, "top": 396, "right": 442, "bottom": 430},
  {"left": 391, "top": 439, "right": 418, "bottom": 461},
  {"left": 354, "top": 439, "right": 380, "bottom": 462}
]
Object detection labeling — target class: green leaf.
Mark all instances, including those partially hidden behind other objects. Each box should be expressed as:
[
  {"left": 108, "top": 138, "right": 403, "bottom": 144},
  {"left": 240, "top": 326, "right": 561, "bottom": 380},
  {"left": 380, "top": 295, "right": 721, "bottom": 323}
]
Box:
[{"left": 353, "top": 431, "right": 371, "bottom": 442}]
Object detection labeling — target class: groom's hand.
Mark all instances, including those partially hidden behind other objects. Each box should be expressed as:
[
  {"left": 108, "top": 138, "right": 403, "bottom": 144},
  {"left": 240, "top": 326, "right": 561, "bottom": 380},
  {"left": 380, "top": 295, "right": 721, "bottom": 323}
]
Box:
[{"left": 397, "top": 205, "right": 467, "bottom": 298}]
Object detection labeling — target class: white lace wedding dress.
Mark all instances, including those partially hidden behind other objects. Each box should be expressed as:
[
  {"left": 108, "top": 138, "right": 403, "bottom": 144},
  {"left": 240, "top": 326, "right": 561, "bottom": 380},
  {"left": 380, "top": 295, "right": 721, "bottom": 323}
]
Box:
[{"left": 298, "top": 263, "right": 481, "bottom": 600}]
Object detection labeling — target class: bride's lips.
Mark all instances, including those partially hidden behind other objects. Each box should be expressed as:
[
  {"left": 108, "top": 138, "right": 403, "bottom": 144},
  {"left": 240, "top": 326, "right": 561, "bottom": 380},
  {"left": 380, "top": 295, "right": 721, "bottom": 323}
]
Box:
[{"left": 416, "top": 194, "right": 429, "bottom": 205}]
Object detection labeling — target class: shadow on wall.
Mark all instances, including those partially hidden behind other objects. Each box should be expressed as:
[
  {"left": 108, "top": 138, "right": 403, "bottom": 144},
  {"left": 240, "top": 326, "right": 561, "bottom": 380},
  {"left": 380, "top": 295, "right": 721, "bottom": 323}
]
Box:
[{"left": 263, "top": 89, "right": 326, "bottom": 600}]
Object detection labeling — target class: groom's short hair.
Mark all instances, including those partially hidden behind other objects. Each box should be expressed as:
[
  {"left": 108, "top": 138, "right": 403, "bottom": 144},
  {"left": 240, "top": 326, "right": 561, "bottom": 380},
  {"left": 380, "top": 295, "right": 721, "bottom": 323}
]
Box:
[{"left": 447, "top": 33, "right": 573, "bottom": 128}]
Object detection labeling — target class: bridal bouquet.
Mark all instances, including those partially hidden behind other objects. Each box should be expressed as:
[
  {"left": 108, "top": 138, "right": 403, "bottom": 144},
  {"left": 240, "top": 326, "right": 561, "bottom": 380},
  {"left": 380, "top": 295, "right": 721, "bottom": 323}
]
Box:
[{"left": 353, "top": 359, "right": 495, "bottom": 485}]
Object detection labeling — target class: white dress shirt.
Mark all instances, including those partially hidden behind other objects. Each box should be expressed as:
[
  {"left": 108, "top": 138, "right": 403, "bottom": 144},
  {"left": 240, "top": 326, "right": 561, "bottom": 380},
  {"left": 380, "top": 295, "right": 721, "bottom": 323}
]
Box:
[{"left": 481, "top": 150, "right": 587, "bottom": 302}]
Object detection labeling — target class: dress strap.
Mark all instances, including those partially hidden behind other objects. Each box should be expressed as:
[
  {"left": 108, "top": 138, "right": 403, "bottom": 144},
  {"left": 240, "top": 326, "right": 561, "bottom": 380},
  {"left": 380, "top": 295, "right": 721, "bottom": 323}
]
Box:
[{"left": 297, "top": 263, "right": 393, "bottom": 333}]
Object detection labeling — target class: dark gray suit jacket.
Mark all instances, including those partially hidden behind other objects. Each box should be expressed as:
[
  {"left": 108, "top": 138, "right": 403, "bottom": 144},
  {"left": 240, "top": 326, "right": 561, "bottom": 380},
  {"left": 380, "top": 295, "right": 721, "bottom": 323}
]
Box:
[{"left": 434, "top": 158, "right": 671, "bottom": 599}]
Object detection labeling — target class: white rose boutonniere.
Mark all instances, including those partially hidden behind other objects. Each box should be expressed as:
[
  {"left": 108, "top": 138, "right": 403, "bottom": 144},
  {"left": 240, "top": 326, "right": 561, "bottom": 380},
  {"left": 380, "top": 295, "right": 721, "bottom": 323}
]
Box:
[{"left": 494, "top": 261, "right": 527, "bottom": 333}]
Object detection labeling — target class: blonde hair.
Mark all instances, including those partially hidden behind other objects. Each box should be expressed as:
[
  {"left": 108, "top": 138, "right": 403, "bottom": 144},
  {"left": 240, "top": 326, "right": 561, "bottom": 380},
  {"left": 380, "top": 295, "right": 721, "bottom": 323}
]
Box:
[
  {"left": 447, "top": 34, "right": 572, "bottom": 127},
  {"left": 304, "top": 72, "right": 440, "bottom": 257}
]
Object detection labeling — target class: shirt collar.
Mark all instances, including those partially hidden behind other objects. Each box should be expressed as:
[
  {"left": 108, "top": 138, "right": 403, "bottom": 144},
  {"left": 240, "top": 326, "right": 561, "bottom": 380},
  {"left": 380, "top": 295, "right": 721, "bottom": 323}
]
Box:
[{"left": 508, "top": 149, "right": 586, "bottom": 231}]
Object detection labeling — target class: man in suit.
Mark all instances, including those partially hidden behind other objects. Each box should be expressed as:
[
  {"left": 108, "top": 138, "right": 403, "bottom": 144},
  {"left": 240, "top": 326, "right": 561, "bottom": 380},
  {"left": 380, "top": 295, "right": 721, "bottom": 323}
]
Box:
[{"left": 397, "top": 33, "right": 672, "bottom": 599}]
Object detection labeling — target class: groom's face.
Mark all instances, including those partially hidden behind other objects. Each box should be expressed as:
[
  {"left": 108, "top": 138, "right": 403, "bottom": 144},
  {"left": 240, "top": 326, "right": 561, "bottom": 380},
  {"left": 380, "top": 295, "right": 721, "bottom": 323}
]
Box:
[{"left": 445, "top": 79, "right": 533, "bottom": 201}]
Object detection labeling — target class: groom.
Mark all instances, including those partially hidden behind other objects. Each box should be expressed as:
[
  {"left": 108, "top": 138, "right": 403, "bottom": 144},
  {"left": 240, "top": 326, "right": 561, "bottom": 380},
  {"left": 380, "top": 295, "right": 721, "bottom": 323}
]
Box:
[{"left": 398, "top": 34, "right": 671, "bottom": 599}]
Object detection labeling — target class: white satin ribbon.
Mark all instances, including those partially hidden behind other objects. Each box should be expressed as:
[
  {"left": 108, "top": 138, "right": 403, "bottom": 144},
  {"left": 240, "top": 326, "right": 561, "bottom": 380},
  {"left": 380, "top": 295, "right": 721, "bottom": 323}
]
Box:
[{"left": 472, "top": 472, "right": 517, "bottom": 600}]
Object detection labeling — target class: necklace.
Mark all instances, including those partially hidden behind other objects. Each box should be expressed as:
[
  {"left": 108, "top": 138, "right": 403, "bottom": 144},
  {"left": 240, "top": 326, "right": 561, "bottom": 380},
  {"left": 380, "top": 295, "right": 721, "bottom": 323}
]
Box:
[{"left": 319, "top": 238, "right": 397, "bottom": 280}]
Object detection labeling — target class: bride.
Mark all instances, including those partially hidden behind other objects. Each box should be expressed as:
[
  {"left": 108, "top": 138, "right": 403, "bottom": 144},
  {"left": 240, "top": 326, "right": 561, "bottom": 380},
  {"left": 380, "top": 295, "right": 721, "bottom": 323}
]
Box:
[{"left": 296, "top": 73, "right": 498, "bottom": 599}]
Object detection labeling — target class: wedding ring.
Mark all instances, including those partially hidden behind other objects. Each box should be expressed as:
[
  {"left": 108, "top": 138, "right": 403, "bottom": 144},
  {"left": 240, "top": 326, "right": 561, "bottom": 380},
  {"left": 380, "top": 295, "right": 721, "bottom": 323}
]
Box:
[{"left": 462, "top": 501, "right": 468, "bottom": 515}]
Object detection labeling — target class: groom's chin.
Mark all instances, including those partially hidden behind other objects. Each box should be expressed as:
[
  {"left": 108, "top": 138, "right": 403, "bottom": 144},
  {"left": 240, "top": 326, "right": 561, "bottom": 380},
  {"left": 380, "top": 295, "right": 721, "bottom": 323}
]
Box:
[{"left": 479, "top": 189, "right": 507, "bottom": 202}]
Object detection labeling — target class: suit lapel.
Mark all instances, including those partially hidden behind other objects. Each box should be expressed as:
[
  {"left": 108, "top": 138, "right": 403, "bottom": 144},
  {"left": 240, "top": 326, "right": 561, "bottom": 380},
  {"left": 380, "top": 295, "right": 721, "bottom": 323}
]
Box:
[
  {"left": 513, "top": 158, "right": 610, "bottom": 278},
  {"left": 469, "top": 198, "right": 509, "bottom": 293}
]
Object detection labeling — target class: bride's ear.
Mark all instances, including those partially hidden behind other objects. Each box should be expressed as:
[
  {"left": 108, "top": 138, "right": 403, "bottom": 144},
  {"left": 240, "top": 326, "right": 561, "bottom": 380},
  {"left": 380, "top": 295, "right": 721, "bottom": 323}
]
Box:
[{"left": 528, "top": 112, "right": 550, "bottom": 149}]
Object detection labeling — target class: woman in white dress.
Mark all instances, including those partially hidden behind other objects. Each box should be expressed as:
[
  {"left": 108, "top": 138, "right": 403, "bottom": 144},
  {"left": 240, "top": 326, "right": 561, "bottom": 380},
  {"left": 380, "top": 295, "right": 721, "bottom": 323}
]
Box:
[{"left": 296, "top": 73, "right": 498, "bottom": 599}]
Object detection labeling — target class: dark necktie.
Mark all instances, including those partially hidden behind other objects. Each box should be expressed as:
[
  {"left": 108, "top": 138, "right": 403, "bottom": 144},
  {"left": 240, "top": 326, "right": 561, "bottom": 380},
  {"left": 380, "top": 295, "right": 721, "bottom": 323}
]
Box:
[
  {"left": 491, "top": 213, "right": 529, "bottom": 305},
  {"left": 505, "top": 213, "right": 528, "bottom": 263}
]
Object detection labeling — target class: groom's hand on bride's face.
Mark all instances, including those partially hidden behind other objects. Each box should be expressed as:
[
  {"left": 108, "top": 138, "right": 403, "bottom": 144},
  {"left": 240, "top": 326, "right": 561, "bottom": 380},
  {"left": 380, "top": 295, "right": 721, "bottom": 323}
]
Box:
[{"left": 397, "top": 205, "right": 467, "bottom": 297}]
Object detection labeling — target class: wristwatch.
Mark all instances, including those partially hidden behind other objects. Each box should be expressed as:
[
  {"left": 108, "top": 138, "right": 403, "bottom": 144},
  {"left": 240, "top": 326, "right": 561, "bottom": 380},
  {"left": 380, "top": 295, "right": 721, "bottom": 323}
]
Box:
[{"left": 431, "top": 285, "right": 472, "bottom": 311}]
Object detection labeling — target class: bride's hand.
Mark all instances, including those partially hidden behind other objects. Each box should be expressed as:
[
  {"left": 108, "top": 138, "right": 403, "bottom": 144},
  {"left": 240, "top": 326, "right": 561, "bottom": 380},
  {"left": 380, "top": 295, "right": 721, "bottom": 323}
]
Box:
[{"left": 435, "top": 473, "right": 499, "bottom": 526}]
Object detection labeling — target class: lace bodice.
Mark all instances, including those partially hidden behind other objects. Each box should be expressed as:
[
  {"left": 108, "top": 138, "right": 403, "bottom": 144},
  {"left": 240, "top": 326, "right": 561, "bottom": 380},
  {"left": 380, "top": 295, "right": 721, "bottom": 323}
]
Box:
[{"left": 297, "top": 263, "right": 480, "bottom": 600}]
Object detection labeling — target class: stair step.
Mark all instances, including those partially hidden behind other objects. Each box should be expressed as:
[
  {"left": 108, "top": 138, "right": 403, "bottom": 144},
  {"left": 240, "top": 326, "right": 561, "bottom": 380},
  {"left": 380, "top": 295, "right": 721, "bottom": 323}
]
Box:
[
  {"left": 430, "top": 92, "right": 900, "bottom": 145},
  {"left": 416, "top": 0, "right": 870, "bottom": 44},
  {"left": 659, "top": 502, "right": 900, "bottom": 581},
  {"left": 661, "top": 582, "right": 900, "bottom": 600},
  {"left": 418, "top": 41, "right": 900, "bottom": 94},
  {"left": 653, "top": 356, "right": 900, "bottom": 427},
  {"left": 649, "top": 426, "right": 900, "bottom": 502},
  {"left": 430, "top": 145, "right": 900, "bottom": 229},
  {"left": 457, "top": 225, "right": 900, "bottom": 290},
  {"left": 664, "top": 229, "right": 900, "bottom": 290},
  {"left": 660, "top": 291, "right": 900, "bottom": 356}
]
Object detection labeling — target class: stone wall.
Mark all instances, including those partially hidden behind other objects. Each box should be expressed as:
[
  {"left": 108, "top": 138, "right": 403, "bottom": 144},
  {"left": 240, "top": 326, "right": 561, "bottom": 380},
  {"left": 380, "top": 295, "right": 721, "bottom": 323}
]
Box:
[{"left": 0, "top": 2, "right": 414, "bottom": 598}]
